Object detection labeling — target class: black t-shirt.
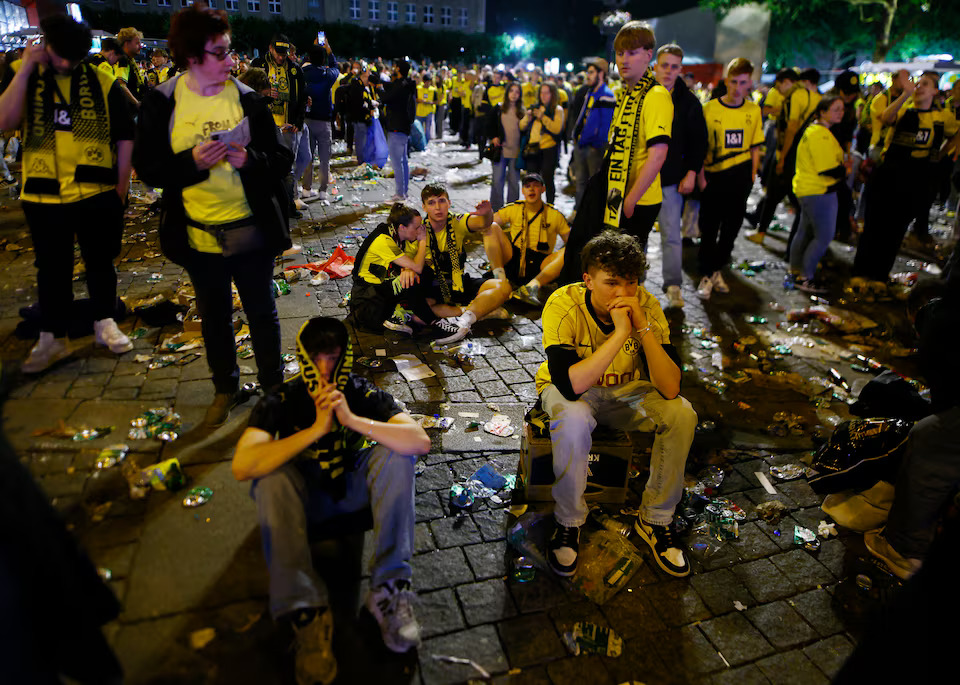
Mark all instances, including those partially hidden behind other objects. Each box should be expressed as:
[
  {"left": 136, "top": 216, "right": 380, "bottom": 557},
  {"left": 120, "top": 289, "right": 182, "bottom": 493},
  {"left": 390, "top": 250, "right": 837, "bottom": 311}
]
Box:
[{"left": 248, "top": 375, "right": 404, "bottom": 462}]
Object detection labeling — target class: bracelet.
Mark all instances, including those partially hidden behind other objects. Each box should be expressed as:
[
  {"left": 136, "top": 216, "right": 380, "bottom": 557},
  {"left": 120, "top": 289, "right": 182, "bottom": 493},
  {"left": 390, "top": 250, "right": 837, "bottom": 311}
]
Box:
[
  {"left": 366, "top": 418, "right": 374, "bottom": 436},
  {"left": 636, "top": 326, "right": 652, "bottom": 340}
]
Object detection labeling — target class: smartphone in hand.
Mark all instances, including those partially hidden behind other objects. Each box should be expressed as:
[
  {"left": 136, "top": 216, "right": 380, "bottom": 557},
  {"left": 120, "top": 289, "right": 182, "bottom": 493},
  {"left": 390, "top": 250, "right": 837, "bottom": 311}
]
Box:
[{"left": 317, "top": 30, "right": 325, "bottom": 45}]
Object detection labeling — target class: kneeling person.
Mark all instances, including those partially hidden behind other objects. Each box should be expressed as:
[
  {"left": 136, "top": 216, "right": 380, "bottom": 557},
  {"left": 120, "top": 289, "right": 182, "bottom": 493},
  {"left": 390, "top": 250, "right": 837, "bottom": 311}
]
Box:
[
  {"left": 232, "top": 317, "right": 430, "bottom": 685},
  {"left": 489, "top": 172, "right": 570, "bottom": 306},
  {"left": 536, "top": 231, "right": 697, "bottom": 577},
  {"left": 350, "top": 202, "right": 454, "bottom": 337}
]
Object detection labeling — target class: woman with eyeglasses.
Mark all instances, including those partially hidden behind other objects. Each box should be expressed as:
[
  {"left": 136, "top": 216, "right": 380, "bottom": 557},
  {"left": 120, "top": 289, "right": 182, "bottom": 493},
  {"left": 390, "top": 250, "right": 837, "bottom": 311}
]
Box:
[{"left": 134, "top": 6, "right": 293, "bottom": 428}]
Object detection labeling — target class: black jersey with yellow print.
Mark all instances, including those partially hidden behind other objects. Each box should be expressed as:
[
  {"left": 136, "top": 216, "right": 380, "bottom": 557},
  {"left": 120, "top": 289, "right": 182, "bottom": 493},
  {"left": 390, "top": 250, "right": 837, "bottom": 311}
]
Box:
[
  {"left": 495, "top": 202, "right": 569, "bottom": 255},
  {"left": 882, "top": 103, "right": 959, "bottom": 165},
  {"left": 535, "top": 283, "right": 677, "bottom": 398},
  {"left": 703, "top": 98, "right": 764, "bottom": 172}
]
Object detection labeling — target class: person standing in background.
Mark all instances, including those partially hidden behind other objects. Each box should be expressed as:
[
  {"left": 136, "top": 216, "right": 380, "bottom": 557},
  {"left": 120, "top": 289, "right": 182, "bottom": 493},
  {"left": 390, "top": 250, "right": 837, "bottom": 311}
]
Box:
[{"left": 301, "top": 38, "right": 339, "bottom": 201}]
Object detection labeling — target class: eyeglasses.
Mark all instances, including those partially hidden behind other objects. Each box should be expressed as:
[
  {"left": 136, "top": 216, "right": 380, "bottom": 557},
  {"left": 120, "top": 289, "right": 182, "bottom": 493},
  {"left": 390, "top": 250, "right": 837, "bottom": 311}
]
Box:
[{"left": 204, "top": 47, "right": 232, "bottom": 61}]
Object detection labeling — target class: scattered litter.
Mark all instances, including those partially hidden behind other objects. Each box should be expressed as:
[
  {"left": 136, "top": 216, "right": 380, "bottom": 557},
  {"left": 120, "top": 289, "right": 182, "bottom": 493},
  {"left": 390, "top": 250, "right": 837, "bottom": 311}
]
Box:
[
  {"left": 413, "top": 414, "right": 454, "bottom": 430},
  {"left": 182, "top": 486, "right": 214, "bottom": 507},
  {"left": 688, "top": 465, "right": 724, "bottom": 496},
  {"left": 449, "top": 483, "right": 474, "bottom": 510},
  {"left": 128, "top": 407, "right": 182, "bottom": 442},
  {"left": 189, "top": 628, "right": 216, "bottom": 650},
  {"left": 769, "top": 464, "right": 806, "bottom": 481},
  {"left": 589, "top": 505, "right": 631, "bottom": 536},
  {"left": 570, "top": 531, "right": 644, "bottom": 604},
  {"left": 562, "top": 622, "right": 622, "bottom": 657},
  {"left": 755, "top": 472, "right": 778, "bottom": 495},
  {"left": 512, "top": 556, "right": 536, "bottom": 583},
  {"left": 95, "top": 444, "right": 129, "bottom": 469},
  {"left": 483, "top": 414, "right": 514, "bottom": 437},
  {"left": 430, "top": 655, "right": 490, "bottom": 680},
  {"left": 73, "top": 427, "right": 112, "bottom": 441},
  {"left": 392, "top": 354, "right": 436, "bottom": 381},
  {"left": 733, "top": 600, "right": 747, "bottom": 612},
  {"left": 818, "top": 520, "right": 838, "bottom": 538},
  {"left": 755, "top": 500, "right": 788, "bottom": 524},
  {"left": 794, "top": 525, "right": 821, "bottom": 551},
  {"left": 414, "top": 461, "right": 427, "bottom": 475},
  {"left": 138, "top": 457, "right": 185, "bottom": 491},
  {"left": 786, "top": 305, "right": 877, "bottom": 333}
]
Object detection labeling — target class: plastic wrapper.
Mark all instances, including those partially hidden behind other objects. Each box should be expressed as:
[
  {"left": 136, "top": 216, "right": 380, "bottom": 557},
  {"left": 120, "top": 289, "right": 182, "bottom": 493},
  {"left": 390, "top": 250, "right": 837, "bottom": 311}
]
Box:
[
  {"left": 511, "top": 556, "right": 536, "bottom": 583},
  {"left": 95, "top": 444, "right": 129, "bottom": 470},
  {"left": 688, "top": 465, "right": 724, "bottom": 496},
  {"left": 794, "top": 525, "right": 820, "bottom": 550},
  {"left": 182, "top": 486, "right": 213, "bottom": 507},
  {"left": 139, "top": 457, "right": 185, "bottom": 491},
  {"left": 128, "top": 407, "right": 182, "bottom": 442},
  {"left": 72, "top": 427, "right": 112, "bottom": 441},
  {"left": 484, "top": 414, "right": 514, "bottom": 437},
  {"left": 449, "top": 484, "right": 474, "bottom": 510},
  {"left": 569, "top": 531, "right": 644, "bottom": 605},
  {"left": 562, "top": 622, "right": 623, "bottom": 657},
  {"left": 769, "top": 464, "right": 806, "bottom": 481}
]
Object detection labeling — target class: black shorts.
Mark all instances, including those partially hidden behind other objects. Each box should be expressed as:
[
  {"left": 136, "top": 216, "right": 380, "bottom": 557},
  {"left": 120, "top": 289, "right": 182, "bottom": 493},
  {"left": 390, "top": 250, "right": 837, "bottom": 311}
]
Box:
[
  {"left": 485, "top": 248, "right": 548, "bottom": 287},
  {"left": 421, "top": 266, "right": 482, "bottom": 306}
]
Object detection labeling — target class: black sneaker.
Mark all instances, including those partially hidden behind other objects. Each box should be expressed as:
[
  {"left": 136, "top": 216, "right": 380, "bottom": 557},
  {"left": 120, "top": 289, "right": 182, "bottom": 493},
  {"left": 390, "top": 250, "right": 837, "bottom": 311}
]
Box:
[
  {"left": 547, "top": 522, "right": 580, "bottom": 577},
  {"left": 634, "top": 518, "right": 690, "bottom": 577},
  {"left": 383, "top": 311, "right": 413, "bottom": 335},
  {"left": 430, "top": 317, "right": 462, "bottom": 339}
]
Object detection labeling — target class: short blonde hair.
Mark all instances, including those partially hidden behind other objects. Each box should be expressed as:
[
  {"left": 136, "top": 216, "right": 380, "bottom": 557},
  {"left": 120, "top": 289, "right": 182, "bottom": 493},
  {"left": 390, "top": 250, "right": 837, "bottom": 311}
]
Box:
[
  {"left": 657, "top": 44, "right": 684, "bottom": 61},
  {"left": 614, "top": 21, "right": 655, "bottom": 53},
  {"left": 117, "top": 26, "right": 143, "bottom": 46},
  {"left": 726, "top": 57, "right": 754, "bottom": 78}
]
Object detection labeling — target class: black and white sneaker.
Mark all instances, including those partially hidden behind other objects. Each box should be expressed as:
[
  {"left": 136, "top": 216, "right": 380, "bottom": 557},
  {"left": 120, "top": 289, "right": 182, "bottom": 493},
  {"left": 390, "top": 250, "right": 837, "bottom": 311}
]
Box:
[
  {"left": 547, "top": 522, "right": 580, "bottom": 577},
  {"left": 430, "top": 317, "right": 468, "bottom": 343},
  {"left": 383, "top": 311, "right": 412, "bottom": 335},
  {"left": 634, "top": 518, "right": 690, "bottom": 577}
]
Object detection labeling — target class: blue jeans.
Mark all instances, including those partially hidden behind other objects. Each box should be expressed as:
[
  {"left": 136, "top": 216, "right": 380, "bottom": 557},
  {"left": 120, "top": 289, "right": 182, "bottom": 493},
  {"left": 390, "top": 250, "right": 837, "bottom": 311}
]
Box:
[
  {"left": 573, "top": 145, "right": 604, "bottom": 210},
  {"left": 294, "top": 126, "right": 312, "bottom": 184},
  {"left": 658, "top": 184, "right": 684, "bottom": 289},
  {"left": 387, "top": 132, "right": 410, "bottom": 198},
  {"left": 185, "top": 247, "right": 282, "bottom": 394},
  {"left": 305, "top": 119, "right": 332, "bottom": 192},
  {"left": 490, "top": 156, "right": 519, "bottom": 210},
  {"left": 281, "top": 130, "right": 302, "bottom": 208},
  {"left": 251, "top": 444, "right": 416, "bottom": 619},
  {"left": 353, "top": 122, "right": 368, "bottom": 163},
  {"left": 790, "top": 192, "right": 838, "bottom": 280},
  {"left": 416, "top": 114, "right": 433, "bottom": 144}
]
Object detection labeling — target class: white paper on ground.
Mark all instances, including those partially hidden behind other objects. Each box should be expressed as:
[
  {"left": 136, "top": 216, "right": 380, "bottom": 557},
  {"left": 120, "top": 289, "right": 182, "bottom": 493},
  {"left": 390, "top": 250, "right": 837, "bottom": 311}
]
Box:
[
  {"left": 392, "top": 354, "right": 436, "bottom": 381},
  {"left": 755, "top": 471, "right": 778, "bottom": 495}
]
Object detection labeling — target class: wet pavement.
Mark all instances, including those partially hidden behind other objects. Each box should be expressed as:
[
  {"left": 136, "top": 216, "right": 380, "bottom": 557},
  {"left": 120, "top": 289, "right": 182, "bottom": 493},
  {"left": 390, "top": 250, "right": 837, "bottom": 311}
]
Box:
[{"left": 0, "top": 132, "right": 952, "bottom": 684}]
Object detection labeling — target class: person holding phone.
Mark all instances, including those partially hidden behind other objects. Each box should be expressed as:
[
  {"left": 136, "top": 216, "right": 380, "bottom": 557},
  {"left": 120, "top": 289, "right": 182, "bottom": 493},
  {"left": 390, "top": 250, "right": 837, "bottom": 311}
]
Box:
[
  {"left": 301, "top": 34, "right": 339, "bottom": 200},
  {"left": 134, "top": 5, "right": 293, "bottom": 427}
]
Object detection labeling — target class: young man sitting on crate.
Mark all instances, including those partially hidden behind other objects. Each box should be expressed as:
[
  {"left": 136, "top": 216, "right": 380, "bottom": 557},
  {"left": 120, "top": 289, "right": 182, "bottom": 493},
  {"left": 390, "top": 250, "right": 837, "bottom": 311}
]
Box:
[{"left": 535, "top": 230, "right": 697, "bottom": 578}]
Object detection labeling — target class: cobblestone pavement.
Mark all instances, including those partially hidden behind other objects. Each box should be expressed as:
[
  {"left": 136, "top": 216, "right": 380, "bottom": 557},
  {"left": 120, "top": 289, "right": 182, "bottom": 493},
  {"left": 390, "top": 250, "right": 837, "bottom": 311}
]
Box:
[{"left": 0, "top": 131, "right": 948, "bottom": 685}]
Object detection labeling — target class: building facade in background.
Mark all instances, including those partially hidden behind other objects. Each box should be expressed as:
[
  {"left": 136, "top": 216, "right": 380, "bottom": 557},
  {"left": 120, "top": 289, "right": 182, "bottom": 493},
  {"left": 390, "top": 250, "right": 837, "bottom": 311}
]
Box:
[{"left": 68, "top": 0, "right": 484, "bottom": 31}]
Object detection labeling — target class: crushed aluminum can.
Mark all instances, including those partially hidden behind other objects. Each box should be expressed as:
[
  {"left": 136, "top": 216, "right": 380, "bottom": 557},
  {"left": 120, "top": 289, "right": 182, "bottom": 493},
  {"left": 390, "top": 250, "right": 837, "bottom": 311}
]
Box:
[
  {"left": 511, "top": 556, "right": 536, "bottom": 583},
  {"left": 794, "top": 525, "right": 820, "bottom": 551},
  {"left": 449, "top": 483, "right": 474, "bottom": 510},
  {"left": 182, "top": 486, "right": 214, "bottom": 507},
  {"left": 73, "top": 427, "right": 112, "bottom": 441},
  {"left": 95, "top": 444, "right": 130, "bottom": 470},
  {"left": 770, "top": 464, "right": 806, "bottom": 481},
  {"left": 355, "top": 356, "right": 383, "bottom": 369}
]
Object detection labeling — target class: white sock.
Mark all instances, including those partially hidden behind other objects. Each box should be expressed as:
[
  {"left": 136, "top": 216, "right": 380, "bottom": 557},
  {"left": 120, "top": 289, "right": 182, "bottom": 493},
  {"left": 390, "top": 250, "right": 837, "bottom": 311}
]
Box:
[
  {"left": 525, "top": 279, "right": 540, "bottom": 290},
  {"left": 492, "top": 267, "right": 507, "bottom": 281},
  {"left": 459, "top": 310, "right": 477, "bottom": 327}
]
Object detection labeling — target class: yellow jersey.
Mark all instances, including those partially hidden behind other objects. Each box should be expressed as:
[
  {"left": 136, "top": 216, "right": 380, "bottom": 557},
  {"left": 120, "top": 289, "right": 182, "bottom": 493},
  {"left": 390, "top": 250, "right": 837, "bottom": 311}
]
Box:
[
  {"left": 416, "top": 84, "right": 437, "bottom": 118},
  {"left": 424, "top": 212, "right": 471, "bottom": 268},
  {"left": 703, "top": 98, "right": 764, "bottom": 173},
  {"left": 793, "top": 124, "right": 844, "bottom": 197},
  {"left": 763, "top": 87, "right": 784, "bottom": 120},
  {"left": 522, "top": 81, "right": 539, "bottom": 109},
  {"left": 356, "top": 232, "right": 418, "bottom": 284},
  {"left": 494, "top": 202, "right": 569, "bottom": 255},
  {"left": 535, "top": 282, "right": 671, "bottom": 394},
  {"left": 610, "top": 80, "right": 673, "bottom": 206}
]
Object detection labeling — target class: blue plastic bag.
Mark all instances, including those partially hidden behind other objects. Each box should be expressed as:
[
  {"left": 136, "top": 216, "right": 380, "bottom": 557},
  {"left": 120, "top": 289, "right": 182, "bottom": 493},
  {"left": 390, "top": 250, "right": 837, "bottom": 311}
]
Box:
[
  {"left": 363, "top": 119, "right": 389, "bottom": 168},
  {"left": 410, "top": 120, "right": 426, "bottom": 152}
]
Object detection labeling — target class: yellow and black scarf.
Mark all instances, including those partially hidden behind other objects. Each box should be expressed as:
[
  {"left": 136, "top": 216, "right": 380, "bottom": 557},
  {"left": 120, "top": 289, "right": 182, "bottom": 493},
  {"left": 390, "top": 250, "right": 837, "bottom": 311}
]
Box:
[
  {"left": 604, "top": 69, "right": 657, "bottom": 228},
  {"left": 514, "top": 203, "right": 547, "bottom": 278},
  {"left": 427, "top": 215, "right": 465, "bottom": 303},
  {"left": 295, "top": 318, "right": 365, "bottom": 496},
  {"left": 23, "top": 64, "right": 114, "bottom": 197}
]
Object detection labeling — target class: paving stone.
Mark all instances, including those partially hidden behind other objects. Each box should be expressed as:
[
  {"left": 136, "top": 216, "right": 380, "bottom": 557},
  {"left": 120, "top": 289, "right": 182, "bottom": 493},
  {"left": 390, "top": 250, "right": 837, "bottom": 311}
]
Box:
[
  {"left": 37, "top": 472, "right": 88, "bottom": 498},
  {"left": 709, "top": 663, "right": 771, "bottom": 685},
  {"left": 744, "top": 600, "right": 818, "bottom": 649},
  {"left": 600, "top": 588, "right": 666, "bottom": 640},
  {"left": 770, "top": 549, "right": 835, "bottom": 591},
  {"left": 113, "top": 361, "right": 142, "bottom": 376},
  {"left": 146, "top": 365, "right": 182, "bottom": 381},
  {"left": 699, "top": 612, "right": 774, "bottom": 666},
  {"left": 28, "top": 451, "right": 74, "bottom": 477},
  {"left": 497, "top": 613, "right": 565, "bottom": 668},
  {"left": 690, "top": 568, "right": 756, "bottom": 614},
  {"left": 816, "top": 538, "right": 847, "bottom": 579},
  {"left": 430, "top": 514, "right": 483, "bottom": 548},
  {"left": 410, "top": 548, "right": 474, "bottom": 591},
  {"left": 509, "top": 574, "right": 575, "bottom": 614},
  {"left": 728, "top": 521, "right": 781, "bottom": 561},
  {"left": 776, "top": 480, "right": 822, "bottom": 508},
  {"left": 456, "top": 578, "right": 517, "bottom": 626},
  {"left": 440, "top": 375, "right": 475, "bottom": 392},
  {"left": 107, "top": 374, "right": 145, "bottom": 389},
  {"left": 602, "top": 635, "right": 672, "bottom": 685},
  {"left": 417, "top": 587, "right": 466, "bottom": 639},
  {"left": 416, "top": 463, "right": 453, "bottom": 493},
  {"left": 447, "top": 390, "right": 482, "bottom": 403},
  {"left": 476, "top": 379, "right": 511, "bottom": 398},
  {"left": 88, "top": 543, "right": 138, "bottom": 580},
  {"left": 72, "top": 372, "right": 111, "bottom": 387},
  {"left": 413, "top": 385, "right": 447, "bottom": 402},
  {"left": 139, "top": 378, "right": 179, "bottom": 400},
  {"left": 419, "top": 625, "right": 508, "bottom": 684},
  {"left": 468, "top": 368, "right": 499, "bottom": 384},
  {"left": 30, "top": 380, "right": 73, "bottom": 399},
  {"left": 67, "top": 385, "right": 106, "bottom": 399},
  {"left": 790, "top": 588, "right": 845, "bottom": 637},
  {"left": 414, "top": 522, "right": 436, "bottom": 554},
  {"left": 464, "top": 541, "right": 508, "bottom": 580},
  {"left": 655, "top": 625, "right": 728, "bottom": 675},
  {"left": 802, "top": 634, "right": 854, "bottom": 679},
  {"left": 498, "top": 368, "right": 531, "bottom": 385},
  {"left": 732, "top": 558, "right": 797, "bottom": 603},
  {"left": 103, "top": 387, "right": 140, "bottom": 400},
  {"left": 545, "top": 656, "right": 613, "bottom": 684},
  {"left": 754, "top": 650, "right": 829, "bottom": 684},
  {"left": 82, "top": 357, "right": 119, "bottom": 374},
  {"left": 472, "top": 507, "right": 508, "bottom": 542},
  {"left": 415, "top": 490, "right": 445, "bottom": 523},
  {"left": 644, "top": 579, "right": 712, "bottom": 627}
]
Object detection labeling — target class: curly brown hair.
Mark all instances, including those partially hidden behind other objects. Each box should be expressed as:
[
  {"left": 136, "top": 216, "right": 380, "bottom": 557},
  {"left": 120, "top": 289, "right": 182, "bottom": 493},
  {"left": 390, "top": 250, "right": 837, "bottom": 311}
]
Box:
[{"left": 580, "top": 230, "right": 648, "bottom": 281}]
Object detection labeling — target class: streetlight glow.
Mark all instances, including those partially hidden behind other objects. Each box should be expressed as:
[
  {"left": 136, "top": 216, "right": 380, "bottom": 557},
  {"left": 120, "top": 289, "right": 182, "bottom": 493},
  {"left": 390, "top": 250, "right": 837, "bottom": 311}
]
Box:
[{"left": 511, "top": 35, "right": 527, "bottom": 50}]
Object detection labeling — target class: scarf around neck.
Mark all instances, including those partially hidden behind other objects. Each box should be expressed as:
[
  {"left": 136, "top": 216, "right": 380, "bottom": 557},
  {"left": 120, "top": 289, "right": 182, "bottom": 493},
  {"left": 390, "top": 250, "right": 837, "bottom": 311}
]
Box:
[{"left": 604, "top": 69, "right": 657, "bottom": 228}]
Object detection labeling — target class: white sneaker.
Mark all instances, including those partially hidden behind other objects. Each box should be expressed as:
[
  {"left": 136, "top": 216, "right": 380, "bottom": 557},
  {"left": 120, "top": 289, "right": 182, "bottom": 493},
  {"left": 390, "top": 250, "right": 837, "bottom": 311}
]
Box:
[
  {"left": 94, "top": 318, "right": 133, "bottom": 354},
  {"left": 666, "top": 285, "right": 684, "bottom": 309},
  {"left": 434, "top": 317, "right": 470, "bottom": 345},
  {"left": 316, "top": 190, "right": 327, "bottom": 201},
  {"left": 366, "top": 579, "right": 421, "bottom": 653},
  {"left": 711, "top": 271, "right": 730, "bottom": 294},
  {"left": 301, "top": 188, "right": 320, "bottom": 199},
  {"left": 389, "top": 194, "right": 406, "bottom": 203},
  {"left": 696, "top": 276, "right": 713, "bottom": 300},
  {"left": 22, "top": 332, "right": 72, "bottom": 373},
  {"left": 294, "top": 198, "right": 309, "bottom": 210}
]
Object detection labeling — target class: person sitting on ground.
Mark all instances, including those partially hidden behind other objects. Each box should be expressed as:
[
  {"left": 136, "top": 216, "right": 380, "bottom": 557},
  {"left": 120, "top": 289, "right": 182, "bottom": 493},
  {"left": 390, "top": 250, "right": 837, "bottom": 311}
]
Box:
[
  {"left": 232, "top": 316, "right": 430, "bottom": 685},
  {"left": 488, "top": 172, "right": 570, "bottom": 306},
  {"left": 536, "top": 230, "right": 697, "bottom": 578},
  {"left": 350, "top": 202, "right": 458, "bottom": 337},
  {"left": 418, "top": 182, "right": 513, "bottom": 344}
]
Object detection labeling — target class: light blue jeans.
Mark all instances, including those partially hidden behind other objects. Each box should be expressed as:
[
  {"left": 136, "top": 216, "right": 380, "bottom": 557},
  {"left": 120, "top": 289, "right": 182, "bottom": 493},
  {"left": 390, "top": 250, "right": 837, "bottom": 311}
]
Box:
[
  {"left": 387, "top": 132, "right": 410, "bottom": 198},
  {"left": 658, "top": 184, "right": 684, "bottom": 289},
  {"left": 281, "top": 130, "right": 302, "bottom": 208},
  {"left": 790, "top": 192, "right": 838, "bottom": 280},
  {"left": 353, "top": 122, "right": 368, "bottom": 163},
  {"left": 541, "top": 380, "right": 697, "bottom": 528},
  {"left": 490, "top": 156, "right": 519, "bottom": 210},
  {"left": 251, "top": 444, "right": 416, "bottom": 619},
  {"left": 305, "top": 120, "right": 332, "bottom": 192},
  {"left": 294, "top": 125, "right": 312, "bottom": 185},
  {"left": 416, "top": 114, "right": 433, "bottom": 144}
]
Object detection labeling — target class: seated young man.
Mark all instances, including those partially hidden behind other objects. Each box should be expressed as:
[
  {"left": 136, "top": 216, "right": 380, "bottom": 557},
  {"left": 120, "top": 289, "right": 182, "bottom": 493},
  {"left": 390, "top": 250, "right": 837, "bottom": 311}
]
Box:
[
  {"left": 489, "top": 172, "right": 570, "bottom": 306},
  {"left": 232, "top": 317, "right": 431, "bottom": 685},
  {"left": 350, "top": 202, "right": 460, "bottom": 338},
  {"left": 418, "top": 182, "right": 513, "bottom": 344},
  {"left": 535, "top": 231, "right": 697, "bottom": 578}
]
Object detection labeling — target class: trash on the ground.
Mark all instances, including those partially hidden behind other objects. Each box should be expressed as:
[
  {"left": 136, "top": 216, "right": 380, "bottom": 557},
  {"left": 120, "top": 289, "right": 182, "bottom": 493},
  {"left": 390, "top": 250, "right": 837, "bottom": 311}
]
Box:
[
  {"left": 95, "top": 444, "right": 129, "bottom": 469},
  {"left": 755, "top": 471, "right": 778, "bottom": 495},
  {"left": 710, "top": 497, "right": 746, "bottom": 521},
  {"left": 562, "top": 622, "right": 623, "bottom": 657},
  {"left": 72, "top": 426, "right": 112, "bottom": 441},
  {"left": 589, "top": 505, "right": 631, "bottom": 536},
  {"left": 189, "top": 627, "right": 216, "bottom": 650},
  {"left": 794, "top": 525, "right": 820, "bottom": 550},
  {"left": 511, "top": 556, "right": 536, "bottom": 583},
  {"left": 703, "top": 503, "right": 740, "bottom": 540},
  {"left": 97, "top": 567, "right": 112, "bottom": 581},
  {"left": 392, "top": 353, "right": 436, "bottom": 381},
  {"left": 483, "top": 413, "right": 514, "bottom": 437},
  {"left": 430, "top": 655, "right": 490, "bottom": 680},
  {"left": 696, "top": 420, "right": 717, "bottom": 433},
  {"left": 770, "top": 464, "right": 806, "bottom": 481},
  {"left": 182, "top": 486, "right": 214, "bottom": 508},
  {"left": 449, "top": 483, "right": 474, "bottom": 510},
  {"left": 818, "top": 520, "right": 838, "bottom": 538},
  {"left": 689, "top": 465, "right": 724, "bottom": 496},
  {"left": 733, "top": 600, "right": 748, "bottom": 612},
  {"left": 129, "top": 327, "right": 148, "bottom": 339},
  {"left": 786, "top": 305, "right": 878, "bottom": 333},
  {"left": 272, "top": 279, "right": 291, "bottom": 297},
  {"left": 755, "top": 500, "right": 788, "bottom": 524},
  {"left": 767, "top": 411, "right": 805, "bottom": 437},
  {"left": 414, "top": 460, "right": 427, "bottom": 475},
  {"left": 469, "top": 463, "right": 507, "bottom": 490},
  {"left": 121, "top": 457, "right": 148, "bottom": 499},
  {"left": 147, "top": 354, "right": 178, "bottom": 370},
  {"left": 355, "top": 356, "right": 384, "bottom": 368},
  {"left": 128, "top": 407, "right": 181, "bottom": 442},
  {"left": 570, "top": 530, "right": 644, "bottom": 604},
  {"left": 414, "top": 414, "right": 454, "bottom": 430},
  {"left": 140, "top": 457, "right": 185, "bottom": 491}
]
